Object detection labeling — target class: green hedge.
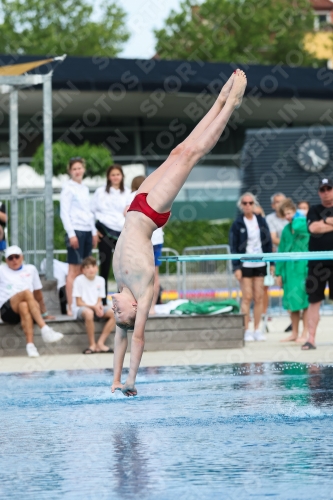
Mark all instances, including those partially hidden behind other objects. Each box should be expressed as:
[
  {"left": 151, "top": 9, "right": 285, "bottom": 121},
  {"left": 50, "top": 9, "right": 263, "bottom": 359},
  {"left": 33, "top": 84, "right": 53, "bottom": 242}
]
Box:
[
  {"left": 32, "top": 142, "right": 113, "bottom": 177},
  {"left": 54, "top": 201, "right": 67, "bottom": 252},
  {"left": 164, "top": 220, "right": 232, "bottom": 253},
  {"left": 54, "top": 201, "right": 231, "bottom": 253}
]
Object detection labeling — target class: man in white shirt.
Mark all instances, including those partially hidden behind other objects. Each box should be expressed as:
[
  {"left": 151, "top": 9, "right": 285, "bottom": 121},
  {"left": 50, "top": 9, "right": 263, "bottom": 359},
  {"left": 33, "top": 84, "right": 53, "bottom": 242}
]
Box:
[
  {"left": 0, "top": 246, "right": 64, "bottom": 357},
  {"left": 73, "top": 256, "right": 115, "bottom": 354}
]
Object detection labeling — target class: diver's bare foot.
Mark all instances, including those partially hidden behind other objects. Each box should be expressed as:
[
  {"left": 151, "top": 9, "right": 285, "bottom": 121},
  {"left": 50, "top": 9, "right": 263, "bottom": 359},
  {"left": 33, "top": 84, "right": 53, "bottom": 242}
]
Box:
[
  {"left": 67, "top": 307, "right": 73, "bottom": 317},
  {"left": 111, "top": 381, "right": 123, "bottom": 393},
  {"left": 280, "top": 335, "right": 298, "bottom": 342},
  {"left": 218, "top": 73, "right": 235, "bottom": 104},
  {"left": 226, "top": 69, "right": 247, "bottom": 109},
  {"left": 122, "top": 383, "right": 137, "bottom": 397},
  {"left": 149, "top": 307, "right": 156, "bottom": 316}
]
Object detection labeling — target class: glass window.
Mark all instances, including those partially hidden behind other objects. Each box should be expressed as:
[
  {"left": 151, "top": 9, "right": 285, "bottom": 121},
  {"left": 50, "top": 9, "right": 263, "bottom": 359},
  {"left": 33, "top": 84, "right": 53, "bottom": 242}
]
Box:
[
  {"left": 149, "top": 165, "right": 242, "bottom": 202},
  {"left": 314, "top": 13, "right": 330, "bottom": 30}
]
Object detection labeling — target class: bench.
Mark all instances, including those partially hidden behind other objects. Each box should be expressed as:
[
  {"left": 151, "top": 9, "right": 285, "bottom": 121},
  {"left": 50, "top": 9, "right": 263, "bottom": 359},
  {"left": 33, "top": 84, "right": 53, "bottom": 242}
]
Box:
[{"left": 0, "top": 313, "right": 244, "bottom": 356}]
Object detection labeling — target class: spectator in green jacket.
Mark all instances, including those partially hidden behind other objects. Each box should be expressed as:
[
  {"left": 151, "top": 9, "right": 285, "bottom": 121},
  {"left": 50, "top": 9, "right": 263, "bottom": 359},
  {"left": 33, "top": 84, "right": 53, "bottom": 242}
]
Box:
[{"left": 275, "top": 199, "right": 309, "bottom": 343}]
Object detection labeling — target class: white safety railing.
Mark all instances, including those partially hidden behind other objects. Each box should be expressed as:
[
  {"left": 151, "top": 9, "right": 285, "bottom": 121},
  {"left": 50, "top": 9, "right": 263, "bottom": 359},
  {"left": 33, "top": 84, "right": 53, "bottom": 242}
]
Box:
[
  {"left": 1, "top": 195, "right": 46, "bottom": 269},
  {"left": 181, "top": 245, "right": 239, "bottom": 301}
]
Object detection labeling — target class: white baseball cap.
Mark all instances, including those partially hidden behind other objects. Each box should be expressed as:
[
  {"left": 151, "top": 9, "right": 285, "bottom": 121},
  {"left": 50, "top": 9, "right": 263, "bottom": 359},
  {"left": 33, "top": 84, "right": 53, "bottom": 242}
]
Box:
[
  {"left": 319, "top": 178, "right": 333, "bottom": 189},
  {"left": 5, "top": 245, "right": 23, "bottom": 259}
]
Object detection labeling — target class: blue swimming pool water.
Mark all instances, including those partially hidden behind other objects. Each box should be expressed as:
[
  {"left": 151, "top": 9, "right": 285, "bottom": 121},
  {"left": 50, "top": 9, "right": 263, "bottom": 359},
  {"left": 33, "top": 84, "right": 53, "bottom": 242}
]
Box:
[{"left": 1, "top": 363, "right": 333, "bottom": 499}]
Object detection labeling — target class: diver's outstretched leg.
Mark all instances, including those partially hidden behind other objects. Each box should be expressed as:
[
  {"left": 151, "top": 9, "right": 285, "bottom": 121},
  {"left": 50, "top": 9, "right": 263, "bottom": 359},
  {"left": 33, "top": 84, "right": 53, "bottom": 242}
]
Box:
[
  {"left": 147, "top": 70, "right": 247, "bottom": 213},
  {"left": 137, "top": 72, "right": 236, "bottom": 195}
]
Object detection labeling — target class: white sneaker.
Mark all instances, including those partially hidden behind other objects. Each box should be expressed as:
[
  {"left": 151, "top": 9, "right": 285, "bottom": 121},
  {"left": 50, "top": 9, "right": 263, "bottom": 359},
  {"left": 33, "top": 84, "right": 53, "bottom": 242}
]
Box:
[
  {"left": 254, "top": 330, "right": 266, "bottom": 341},
  {"left": 41, "top": 326, "right": 64, "bottom": 343},
  {"left": 26, "top": 343, "right": 40, "bottom": 357},
  {"left": 244, "top": 330, "right": 255, "bottom": 342}
]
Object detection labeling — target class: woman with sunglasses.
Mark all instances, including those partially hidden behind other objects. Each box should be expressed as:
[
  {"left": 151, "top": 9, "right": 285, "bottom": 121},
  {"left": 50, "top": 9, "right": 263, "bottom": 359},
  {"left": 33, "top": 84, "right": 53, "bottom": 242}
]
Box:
[
  {"left": 91, "top": 165, "right": 132, "bottom": 303},
  {"left": 60, "top": 157, "right": 98, "bottom": 316},
  {"left": 229, "top": 192, "right": 272, "bottom": 342}
]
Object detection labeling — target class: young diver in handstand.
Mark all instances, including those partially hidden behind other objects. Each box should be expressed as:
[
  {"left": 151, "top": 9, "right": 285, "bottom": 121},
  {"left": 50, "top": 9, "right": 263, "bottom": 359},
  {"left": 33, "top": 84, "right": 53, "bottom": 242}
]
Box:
[{"left": 111, "top": 69, "right": 247, "bottom": 396}]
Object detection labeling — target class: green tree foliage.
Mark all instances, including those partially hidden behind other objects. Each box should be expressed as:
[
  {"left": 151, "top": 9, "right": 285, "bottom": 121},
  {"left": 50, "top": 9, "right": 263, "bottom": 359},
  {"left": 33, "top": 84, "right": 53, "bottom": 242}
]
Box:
[
  {"left": 155, "top": 0, "right": 321, "bottom": 66},
  {"left": 164, "top": 219, "right": 232, "bottom": 254},
  {"left": 32, "top": 141, "right": 113, "bottom": 177},
  {"left": 0, "top": 0, "right": 129, "bottom": 56}
]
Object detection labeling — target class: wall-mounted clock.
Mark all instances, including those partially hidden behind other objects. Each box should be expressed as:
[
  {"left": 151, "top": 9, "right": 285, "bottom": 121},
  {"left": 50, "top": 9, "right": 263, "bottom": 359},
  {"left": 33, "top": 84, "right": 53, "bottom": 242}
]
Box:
[{"left": 297, "top": 139, "right": 330, "bottom": 172}]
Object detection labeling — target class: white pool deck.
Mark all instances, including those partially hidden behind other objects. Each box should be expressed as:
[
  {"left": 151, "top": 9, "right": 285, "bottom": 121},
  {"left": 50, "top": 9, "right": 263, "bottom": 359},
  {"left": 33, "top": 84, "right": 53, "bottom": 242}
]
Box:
[{"left": 0, "top": 316, "right": 333, "bottom": 373}]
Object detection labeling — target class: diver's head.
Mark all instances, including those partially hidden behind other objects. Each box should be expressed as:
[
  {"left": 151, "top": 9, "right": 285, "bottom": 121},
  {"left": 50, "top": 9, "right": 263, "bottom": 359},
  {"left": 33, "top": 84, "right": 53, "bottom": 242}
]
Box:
[{"left": 112, "top": 291, "right": 136, "bottom": 330}]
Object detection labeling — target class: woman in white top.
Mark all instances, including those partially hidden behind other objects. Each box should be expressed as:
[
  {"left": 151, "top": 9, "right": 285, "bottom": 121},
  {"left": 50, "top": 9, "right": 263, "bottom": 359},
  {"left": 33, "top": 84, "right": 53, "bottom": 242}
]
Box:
[
  {"left": 60, "top": 157, "right": 98, "bottom": 315},
  {"left": 126, "top": 175, "right": 165, "bottom": 315},
  {"left": 229, "top": 192, "right": 273, "bottom": 342},
  {"left": 91, "top": 165, "right": 132, "bottom": 303}
]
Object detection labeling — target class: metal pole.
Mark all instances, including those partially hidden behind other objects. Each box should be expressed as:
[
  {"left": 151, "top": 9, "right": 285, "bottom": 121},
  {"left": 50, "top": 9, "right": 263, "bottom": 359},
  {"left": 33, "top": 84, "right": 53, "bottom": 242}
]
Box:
[
  {"left": 177, "top": 261, "right": 181, "bottom": 298},
  {"left": 182, "top": 260, "right": 187, "bottom": 299},
  {"left": 43, "top": 73, "right": 54, "bottom": 280},
  {"left": 134, "top": 119, "right": 142, "bottom": 157},
  {"left": 24, "top": 197, "right": 27, "bottom": 255},
  {"left": 10, "top": 88, "right": 18, "bottom": 245},
  {"left": 33, "top": 198, "right": 37, "bottom": 267}
]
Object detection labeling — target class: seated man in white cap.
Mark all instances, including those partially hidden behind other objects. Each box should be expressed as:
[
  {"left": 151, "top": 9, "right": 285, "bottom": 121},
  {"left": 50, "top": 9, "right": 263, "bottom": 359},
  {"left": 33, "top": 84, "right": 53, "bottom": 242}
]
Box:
[{"left": 0, "top": 245, "right": 64, "bottom": 357}]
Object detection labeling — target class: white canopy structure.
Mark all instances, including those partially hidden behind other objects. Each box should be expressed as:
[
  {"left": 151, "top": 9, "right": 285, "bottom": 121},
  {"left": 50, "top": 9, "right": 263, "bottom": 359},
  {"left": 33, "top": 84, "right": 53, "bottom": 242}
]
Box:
[{"left": 0, "top": 163, "right": 146, "bottom": 193}]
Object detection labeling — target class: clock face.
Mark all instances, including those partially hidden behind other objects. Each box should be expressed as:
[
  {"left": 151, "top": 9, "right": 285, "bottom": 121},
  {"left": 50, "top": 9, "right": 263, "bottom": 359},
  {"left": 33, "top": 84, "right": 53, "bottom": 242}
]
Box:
[{"left": 297, "top": 139, "right": 330, "bottom": 172}]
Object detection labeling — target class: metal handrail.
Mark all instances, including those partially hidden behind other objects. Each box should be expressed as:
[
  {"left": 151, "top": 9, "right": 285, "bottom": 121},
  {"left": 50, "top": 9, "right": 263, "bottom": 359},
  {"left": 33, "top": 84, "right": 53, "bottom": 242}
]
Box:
[
  {"left": 1, "top": 194, "right": 45, "bottom": 200},
  {"left": 161, "top": 247, "right": 181, "bottom": 297},
  {"left": 33, "top": 248, "right": 180, "bottom": 296}
]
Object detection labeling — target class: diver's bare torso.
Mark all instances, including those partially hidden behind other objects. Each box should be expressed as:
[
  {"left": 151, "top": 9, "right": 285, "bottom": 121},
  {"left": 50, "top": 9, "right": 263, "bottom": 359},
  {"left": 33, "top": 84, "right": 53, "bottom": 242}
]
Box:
[{"left": 113, "top": 211, "right": 156, "bottom": 303}]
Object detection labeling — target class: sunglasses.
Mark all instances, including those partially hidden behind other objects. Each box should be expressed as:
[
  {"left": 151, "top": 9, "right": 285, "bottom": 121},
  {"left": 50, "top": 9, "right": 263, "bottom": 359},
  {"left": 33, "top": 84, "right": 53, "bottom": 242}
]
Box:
[
  {"left": 319, "top": 186, "right": 332, "bottom": 193},
  {"left": 7, "top": 254, "right": 21, "bottom": 261},
  {"left": 242, "top": 201, "right": 254, "bottom": 205},
  {"left": 70, "top": 156, "right": 83, "bottom": 162}
]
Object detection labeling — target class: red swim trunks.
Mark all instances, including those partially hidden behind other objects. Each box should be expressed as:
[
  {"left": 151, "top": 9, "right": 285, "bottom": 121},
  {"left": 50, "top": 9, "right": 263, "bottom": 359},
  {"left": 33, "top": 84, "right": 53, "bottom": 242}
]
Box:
[{"left": 127, "top": 193, "right": 171, "bottom": 228}]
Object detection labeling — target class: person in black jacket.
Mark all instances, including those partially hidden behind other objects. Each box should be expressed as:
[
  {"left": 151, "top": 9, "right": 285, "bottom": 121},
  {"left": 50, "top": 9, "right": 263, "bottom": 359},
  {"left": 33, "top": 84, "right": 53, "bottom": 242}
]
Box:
[{"left": 229, "top": 192, "right": 273, "bottom": 342}]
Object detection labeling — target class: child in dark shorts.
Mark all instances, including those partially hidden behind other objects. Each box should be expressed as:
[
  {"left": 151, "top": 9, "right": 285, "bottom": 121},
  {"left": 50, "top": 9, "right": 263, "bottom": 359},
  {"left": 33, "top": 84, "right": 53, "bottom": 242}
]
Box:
[{"left": 72, "top": 256, "right": 115, "bottom": 354}]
